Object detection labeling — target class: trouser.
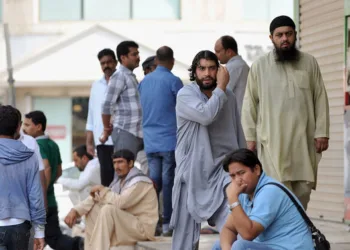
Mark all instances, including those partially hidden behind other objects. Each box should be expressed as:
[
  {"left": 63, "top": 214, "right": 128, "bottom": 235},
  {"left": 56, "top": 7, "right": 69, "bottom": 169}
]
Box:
[
  {"left": 212, "top": 239, "right": 273, "bottom": 250},
  {"left": 282, "top": 181, "right": 313, "bottom": 210},
  {"left": 96, "top": 144, "right": 114, "bottom": 187},
  {"left": 136, "top": 150, "right": 149, "bottom": 175},
  {"left": 112, "top": 128, "right": 143, "bottom": 157},
  {"left": 84, "top": 204, "right": 148, "bottom": 250},
  {"left": 0, "top": 221, "right": 31, "bottom": 250},
  {"left": 147, "top": 151, "right": 176, "bottom": 225},
  {"left": 171, "top": 184, "right": 229, "bottom": 250},
  {"left": 45, "top": 207, "right": 81, "bottom": 250}
]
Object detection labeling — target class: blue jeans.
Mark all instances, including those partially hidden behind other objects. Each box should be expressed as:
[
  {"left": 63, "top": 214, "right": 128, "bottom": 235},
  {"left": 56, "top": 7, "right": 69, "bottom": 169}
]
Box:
[
  {"left": 147, "top": 151, "right": 176, "bottom": 224},
  {"left": 0, "top": 221, "right": 31, "bottom": 250},
  {"left": 212, "top": 239, "right": 273, "bottom": 250}
]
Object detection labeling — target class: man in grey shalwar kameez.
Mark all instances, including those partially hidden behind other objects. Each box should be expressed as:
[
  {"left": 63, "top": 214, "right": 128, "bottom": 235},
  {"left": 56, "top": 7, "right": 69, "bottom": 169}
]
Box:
[{"left": 170, "top": 50, "right": 246, "bottom": 250}]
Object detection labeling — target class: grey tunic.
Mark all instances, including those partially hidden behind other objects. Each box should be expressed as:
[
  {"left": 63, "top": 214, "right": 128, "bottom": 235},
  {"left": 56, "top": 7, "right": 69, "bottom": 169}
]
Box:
[
  {"left": 226, "top": 55, "right": 250, "bottom": 114},
  {"left": 170, "top": 83, "right": 246, "bottom": 249}
]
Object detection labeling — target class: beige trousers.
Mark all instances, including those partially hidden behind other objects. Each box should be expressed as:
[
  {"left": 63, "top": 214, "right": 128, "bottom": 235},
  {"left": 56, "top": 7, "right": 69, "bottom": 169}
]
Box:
[
  {"left": 282, "top": 181, "right": 313, "bottom": 210},
  {"left": 84, "top": 204, "right": 148, "bottom": 250}
]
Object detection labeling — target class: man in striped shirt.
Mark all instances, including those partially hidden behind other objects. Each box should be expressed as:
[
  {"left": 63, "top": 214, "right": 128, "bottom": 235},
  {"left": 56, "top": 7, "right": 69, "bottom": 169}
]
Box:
[{"left": 101, "top": 41, "right": 143, "bottom": 158}]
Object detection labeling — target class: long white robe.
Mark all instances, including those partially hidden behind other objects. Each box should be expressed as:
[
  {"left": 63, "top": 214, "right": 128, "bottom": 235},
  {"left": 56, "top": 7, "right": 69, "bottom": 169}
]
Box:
[{"left": 242, "top": 51, "right": 330, "bottom": 187}]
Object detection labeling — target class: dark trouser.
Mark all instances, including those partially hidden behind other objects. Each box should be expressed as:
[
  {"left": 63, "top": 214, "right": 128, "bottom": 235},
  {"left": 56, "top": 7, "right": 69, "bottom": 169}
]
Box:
[
  {"left": 45, "top": 207, "right": 81, "bottom": 250},
  {"left": 96, "top": 144, "right": 114, "bottom": 187},
  {"left": 147, "top": 151, "right": 176, "bottom": 225},
  {"left": 0, "top": 221, "right": 31, "bottom": 250},
  {"left": 111, "top": 128, "right": 143, "bottom": 157}
]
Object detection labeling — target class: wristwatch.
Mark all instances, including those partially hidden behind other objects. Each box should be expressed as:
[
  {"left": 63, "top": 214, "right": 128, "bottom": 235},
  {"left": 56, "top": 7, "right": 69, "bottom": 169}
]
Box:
[{"left": 228, "top": 201, "right": 241, "bottom": 211}]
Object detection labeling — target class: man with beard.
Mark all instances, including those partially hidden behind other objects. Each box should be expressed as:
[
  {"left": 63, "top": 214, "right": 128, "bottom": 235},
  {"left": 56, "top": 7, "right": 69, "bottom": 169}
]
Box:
[
  {"left": 57, "top": 145, "right": 101, "bottom": 205},
  {"left": 86, "top": 48, "right": 117, "bottom": 187},
  {"left": 170, "top": 50, "right": 246, "bottom": 250},
  {"left": 241, "top": 15, "right": 330, "bottom": 210}
]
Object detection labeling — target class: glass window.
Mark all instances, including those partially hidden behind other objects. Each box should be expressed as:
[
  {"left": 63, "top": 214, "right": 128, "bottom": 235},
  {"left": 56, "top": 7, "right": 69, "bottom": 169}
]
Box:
[
  {"left": 40, "top": 0, "right": 82, "bottom": 21},
  {"left": 40, "top": 0, "right": 180, "bottom": 21},
  {"left": 243, "top": 0, "right": 294, "bottom": 21},
  {"left": 269, "top": 0, "right": 294, "bottom": 20},
  {"left": 132, "top": 0, "right": 180, "bottom": 19},
  {"left": 84, "top": 0, "right": 130, "bottom": 20},
  {"left": 242, "top": 0, "right": 269, "bottom": 21}
]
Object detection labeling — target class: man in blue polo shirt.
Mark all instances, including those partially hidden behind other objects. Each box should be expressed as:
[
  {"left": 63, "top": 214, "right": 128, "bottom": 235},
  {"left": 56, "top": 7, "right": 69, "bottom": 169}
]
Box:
[
  {"left": 212, "top": 149, "right": 313, "bottom": 250},
  {"left": 138, "top": 46, "right": 183, "bottom": 236}
]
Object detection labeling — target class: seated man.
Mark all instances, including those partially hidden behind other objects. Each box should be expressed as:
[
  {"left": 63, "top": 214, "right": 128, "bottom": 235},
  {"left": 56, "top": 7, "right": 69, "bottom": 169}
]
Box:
[
  {"left": 213, "top": 149, "right": 313, "bottom": 250},
  {"left": 57, "top": 145, "right": 101, "bottom": 205},
  {"left": 64, "top": 149, "right": 158, "bottom": 250}
]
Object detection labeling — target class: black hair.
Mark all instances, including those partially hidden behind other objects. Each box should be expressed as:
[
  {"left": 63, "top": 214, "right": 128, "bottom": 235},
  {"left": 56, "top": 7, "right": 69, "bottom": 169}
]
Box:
[
  {"left": 116, "top": 41, "right": 139, "bottom": 62},
  {"left": 112, "top": 149, "right": 135, "bottom": 163},
  {"left": 220, "top": 35, "right": 238, "bottom": 54},
  {"left": 188, "top": 50, "right": 219, "bottom": 81},
  {"left": 25, "top": 111, "right": 47, "bottom": 132},
  {"left": 156, "top": 46, "right": 174, "bottom": 62},
  {"left": 14, "top": 107, "right": 22, "bottom": 122},
  {"left": 0, "top": 105, "right": 20, "bottom": 136},
  {"left": 73, "top": 145, "right": 93, "bottom": 160},
  {"left": 97, "top": 48, "right": 116, "bottom": 61},
  {"left": 223, "top": 148, "right": 263, "bottom": 173}
]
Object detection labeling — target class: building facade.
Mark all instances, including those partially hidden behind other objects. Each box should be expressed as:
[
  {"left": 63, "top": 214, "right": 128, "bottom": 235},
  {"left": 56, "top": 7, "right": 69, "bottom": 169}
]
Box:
[
  {"left": 298, "top": 0, "right": 350, "bottom": 223},
  {"left": 0, "top": 0, "right": 294, "bottom": 164}
]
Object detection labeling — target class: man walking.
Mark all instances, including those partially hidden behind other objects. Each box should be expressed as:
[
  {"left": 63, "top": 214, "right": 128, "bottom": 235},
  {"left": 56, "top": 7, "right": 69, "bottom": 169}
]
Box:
[
  {"left": 170, "top": 51, "right": 246, "bottom": 250},
  {"left": 242, "top": 15, "right": 330, "bottom": 210},
  {"left": 0, "top": 105, "right": 46, "bottom": 250},
  {"left": 139, "top": 46, "right": 183, "bottom": 236},
  {"left": 23, "top": 110, "right": 83, "bottom": 250},
  {"left": 101, "top": 41, "right": 143, "bottom": 159},
  {"left": 86, "top": 48, "right": 117, "bottom": 186},
  {"left": 214, "top": 35, "right": 249, "bottom": 113}
]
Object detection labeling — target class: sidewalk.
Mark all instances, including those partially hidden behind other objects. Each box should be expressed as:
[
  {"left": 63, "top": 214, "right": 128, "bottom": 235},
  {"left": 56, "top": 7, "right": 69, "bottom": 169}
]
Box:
[
  {"left": 53, "top": 184, "right": 350, "bottom": 250},
  {"left": 136, "top": 220, "right": 350, "bottom": 250}
]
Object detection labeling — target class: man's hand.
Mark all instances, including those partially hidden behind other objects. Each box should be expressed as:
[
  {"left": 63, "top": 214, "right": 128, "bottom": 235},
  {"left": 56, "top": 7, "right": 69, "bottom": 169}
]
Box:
[
  {"left": 226, "top": 182, "right": 247, "bottom": 204},
  {"left": 33, "top": 238, "right": 45, "bottom": 250},
  {"left": 86, "top": 143, "right": 95, "bottom": 156},
  {"left": 99, "top": 125, "right": 113, "bottom": 144},
  {"left": 90, "top": 185, "right": 105, "bottom": 198},
  {"left": 247, "top": 141, "right": 256, "bottom": 152},
  {"left": 315, "top": 137, "right": 329, "bottom": 153},
  {"left": 64, "top": 209, "right": 79, "bottom": 228},
  {"left": 216, "top": 65, "right": 230, "bottom": 91}
]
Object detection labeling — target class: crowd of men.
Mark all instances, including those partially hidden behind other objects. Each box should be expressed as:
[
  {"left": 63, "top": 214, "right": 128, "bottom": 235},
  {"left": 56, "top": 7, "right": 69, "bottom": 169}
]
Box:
[{"left": 0, "top": 15, "right": 329, "bottom": 250}]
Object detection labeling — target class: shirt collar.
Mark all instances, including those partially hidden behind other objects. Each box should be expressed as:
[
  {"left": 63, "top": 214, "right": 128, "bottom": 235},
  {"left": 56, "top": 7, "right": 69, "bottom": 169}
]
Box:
[
  {"left": 155, "top": 65, "right": 171, "bottom": 72},
  {"left": 36, "top": 135, "right": 49, "bottom": 140},
  {"left": 119, "top": 64, "right": 134, "bottom": 75},
  {"left": 99, "top": 76, "right": 108, "bottom": 85},
  {"left": 227, "top": 55, "right": 242, "bottom": 64},
  {"left": 251, "top": 172, "right": 268, "bottom": 200}
]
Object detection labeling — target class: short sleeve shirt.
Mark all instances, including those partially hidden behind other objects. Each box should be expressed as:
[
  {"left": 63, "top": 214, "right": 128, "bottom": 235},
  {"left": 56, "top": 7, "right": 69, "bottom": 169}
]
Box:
[
  {"left": 36, "top": 136, "right": 62, "bottom": 208},
  {"left": 238, "top": 173, "right": 313, "bottom": 250}
]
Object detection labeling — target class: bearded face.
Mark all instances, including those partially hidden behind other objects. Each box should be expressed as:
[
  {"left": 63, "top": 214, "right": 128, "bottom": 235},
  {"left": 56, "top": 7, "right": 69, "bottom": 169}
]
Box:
[{"left": 270, "top": 26, "right": 299, "bottom": 62}]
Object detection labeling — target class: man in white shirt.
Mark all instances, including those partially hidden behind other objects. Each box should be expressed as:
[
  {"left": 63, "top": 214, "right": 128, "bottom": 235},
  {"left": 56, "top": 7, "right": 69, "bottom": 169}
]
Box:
[
  {"left": 86, "top": 48, "right": 117, "bottom": 187},
  {"left": 57, "top": 145, "right": 101, "bottom": 205}
]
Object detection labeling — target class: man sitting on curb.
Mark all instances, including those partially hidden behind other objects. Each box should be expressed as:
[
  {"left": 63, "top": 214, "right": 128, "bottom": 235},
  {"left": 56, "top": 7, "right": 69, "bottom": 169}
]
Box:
[
  {"left": 212, "top": 149, "right": 313, "bottom": 250},
  {"left": 57, "top": 145, "right": 101, "bottom": 206},
  {"left": 64, "top": 149, "right": 158, "bottom": 250}
]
